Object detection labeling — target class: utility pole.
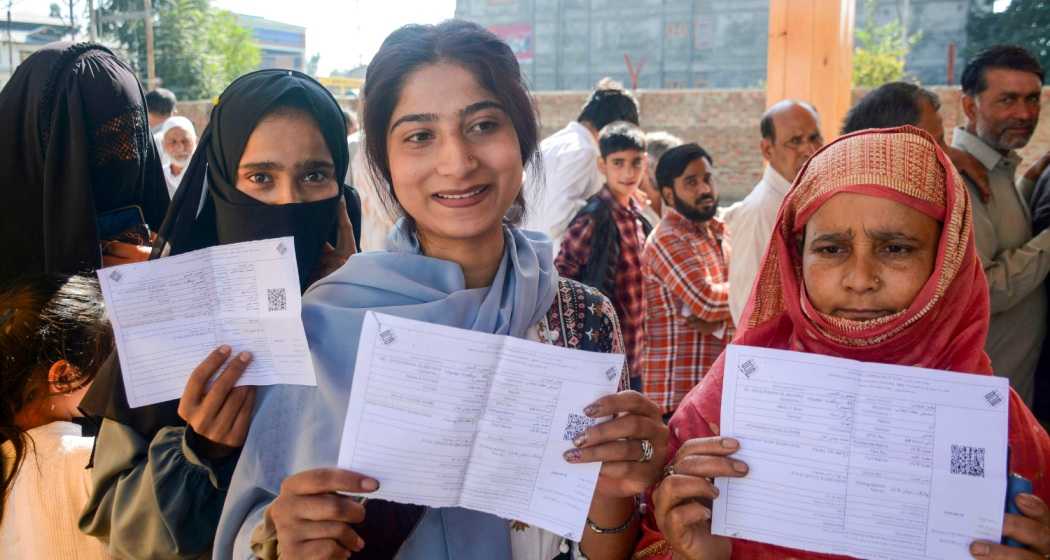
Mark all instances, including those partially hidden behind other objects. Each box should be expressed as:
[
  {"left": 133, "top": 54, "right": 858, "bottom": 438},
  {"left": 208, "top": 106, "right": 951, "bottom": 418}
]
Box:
[
  {"left": 87, "top": 0, "right": 96, "bottom": 42},
  {"left": 69, "top": 0, "right": 76, "bottom": 41},
  {"left": 143, "top": 0, "right": 155, "bottom": 89}
]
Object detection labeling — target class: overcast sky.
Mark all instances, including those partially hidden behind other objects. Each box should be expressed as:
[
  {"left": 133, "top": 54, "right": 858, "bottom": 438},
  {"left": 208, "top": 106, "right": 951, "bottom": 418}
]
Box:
[{"left": 13, "top": 0, "right": 457, "bottom": 75}]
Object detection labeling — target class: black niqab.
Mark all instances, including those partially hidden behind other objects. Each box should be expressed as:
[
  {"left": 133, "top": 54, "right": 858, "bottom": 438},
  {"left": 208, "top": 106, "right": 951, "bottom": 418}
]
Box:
[
  {"left": 0, "top": 42, "right": 169, "bottom": 283},
  {"left": 80, "top": 69, "right": 361, "bottom": 436}
]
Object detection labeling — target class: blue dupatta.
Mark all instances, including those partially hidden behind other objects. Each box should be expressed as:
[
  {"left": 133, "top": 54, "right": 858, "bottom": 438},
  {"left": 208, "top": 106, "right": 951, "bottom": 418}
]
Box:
[{"left": 214, "top": 222, "right": 558, "bottom": 559}]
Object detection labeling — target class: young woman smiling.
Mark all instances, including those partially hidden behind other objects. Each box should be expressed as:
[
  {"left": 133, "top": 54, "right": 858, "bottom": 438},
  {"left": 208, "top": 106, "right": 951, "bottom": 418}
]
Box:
[{"left": 217, "top": 21, "right": 668, "bottom": 560}]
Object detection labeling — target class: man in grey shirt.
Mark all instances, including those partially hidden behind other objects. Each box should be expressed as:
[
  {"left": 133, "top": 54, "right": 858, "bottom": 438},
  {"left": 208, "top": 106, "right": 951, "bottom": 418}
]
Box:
[{"left": 952, "top": 45, "right": 1050, "bottom": 405}]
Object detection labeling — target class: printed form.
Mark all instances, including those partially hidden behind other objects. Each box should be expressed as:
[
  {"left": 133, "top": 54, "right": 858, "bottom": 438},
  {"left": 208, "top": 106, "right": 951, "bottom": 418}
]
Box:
[
  {"left": 97, "top": 237, "right": 317, "bottom": 408},
  {"left": 713, "top": 345, "right": 1009, "bottom": 560},
  {"left": 338, "top": 311, "right": 625, "bottom": 541}
]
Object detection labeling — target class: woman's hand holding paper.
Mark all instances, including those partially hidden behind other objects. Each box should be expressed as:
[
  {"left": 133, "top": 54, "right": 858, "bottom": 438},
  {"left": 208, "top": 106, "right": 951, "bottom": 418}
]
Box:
[
  {"left": 177, "top": 345, "right": 256, "bottom": 460},
  {"left": 970, "top": 493, "right": 1050, "bottom": 559},
  {"left": 269, "top": 468, "right": 379, "bottom": 559},
  {"left": 565, "top": 390, "right": 669, "bottom": 498},
  {"left": 652, "top": 437, "right": 748, "bottom": 560}
]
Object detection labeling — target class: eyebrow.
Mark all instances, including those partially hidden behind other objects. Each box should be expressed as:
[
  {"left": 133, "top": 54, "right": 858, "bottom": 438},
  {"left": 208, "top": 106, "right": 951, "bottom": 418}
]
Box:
[
  {"left": 239, "top": 160, "right": 335, "bottom": 172},
  {"left": 239, "top": 161, "right": 283, "bottom": 171},
  {"left": 811, "top": 231, "right": 853, "bottom": 244},
  {"left": 866, "top": 229, "right": 921, "bottom": 243},
  {"left": 811, "top": 229, "right": 922, "bottom": 244},
  {"left": 389, "top": 100, "right": 506, "bottom": 133},
  {"left": 298, "top": 160, "right": 335, "bottom": 170}
]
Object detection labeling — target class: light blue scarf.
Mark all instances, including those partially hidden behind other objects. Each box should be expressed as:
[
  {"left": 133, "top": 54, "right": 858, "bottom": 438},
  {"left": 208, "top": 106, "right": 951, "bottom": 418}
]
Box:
[{"left": 215, "top": 221, "right": 558, "bottom": 559}]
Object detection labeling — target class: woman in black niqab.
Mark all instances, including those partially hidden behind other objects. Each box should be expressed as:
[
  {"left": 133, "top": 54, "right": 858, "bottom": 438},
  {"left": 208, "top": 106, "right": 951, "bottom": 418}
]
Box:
[
  {"left": 76, "top": 69, "right": 362, "bottom": 559},
  {"left": 0, "top": 42, "right": 169, "bottom": 283},
  {"left": 81, "top": 68, "right": 362, "bottom": 432},
  {"left": 155, "top": 68, "right": 361, "bottom": 286}
]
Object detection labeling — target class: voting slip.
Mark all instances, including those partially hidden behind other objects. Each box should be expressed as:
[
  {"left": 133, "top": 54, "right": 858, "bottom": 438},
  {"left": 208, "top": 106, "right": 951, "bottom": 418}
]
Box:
[
  {"left": 712, "top": 345, "right": 1010, "bottom": 560},
  {"left": 97, "top": 237, "right": 317, "bottom": 408},
  {"left": 337, "top": 311, "right": 626, "bottom": 541}
]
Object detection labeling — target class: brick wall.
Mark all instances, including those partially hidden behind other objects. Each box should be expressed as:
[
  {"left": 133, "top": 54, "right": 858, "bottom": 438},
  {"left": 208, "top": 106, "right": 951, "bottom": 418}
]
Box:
[{"left": 177, "top": 86, "right": 1050, "bottom": 203}]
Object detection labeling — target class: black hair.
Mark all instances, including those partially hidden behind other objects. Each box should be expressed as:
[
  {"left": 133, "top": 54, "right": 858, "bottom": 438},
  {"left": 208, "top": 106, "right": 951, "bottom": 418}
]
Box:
[
  {"left": 577, "top": 79, "right": 640, "bottom": 130},
  {"left": 961, "top": 45, "right": 1045, "bottom": 96},
  {"left": 841, "top": 82, "right": 941, "bottom": 134},
  {"left": 598, "top": 121, "right": 646, "bottom": 158},
  {"left": 145, "top": 88, "right": 177, "bottom": 116},
  {"left": 362, "top": 19, "right": 539, "bottom": 225},
  {"left": 0, "top": 275, "right": 110, "bottom": 523},
  {"left": 655, "top": 143, "right": 713, "bottom": 189},
  {"left": 760, "top": 100, "right": 819, "bottom": 141}
]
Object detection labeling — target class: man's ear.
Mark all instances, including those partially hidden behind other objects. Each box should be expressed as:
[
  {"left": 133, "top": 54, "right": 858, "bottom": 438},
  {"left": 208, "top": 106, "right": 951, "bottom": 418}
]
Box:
[
  {"left": 961, "top": 94, "right": 978, "bottom": 126},
  {"left": 760, "top": 138, "right": 774, "bottom": 163},
  {"left": 597, "top": 155, "right": 606, "bottom": 175},
  {"left": 660, "top": 185, "right": 674, "bottom": 207}
]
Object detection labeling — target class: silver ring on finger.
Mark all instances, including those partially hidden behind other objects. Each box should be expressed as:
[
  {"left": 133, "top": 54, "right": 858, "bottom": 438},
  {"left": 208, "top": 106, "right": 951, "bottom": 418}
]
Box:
[
  {"left": 638, "top": 439, "right": 654, "bottom": 463},
  {"left": 662, "top": 463, "right": 676, "bottom": 478}
]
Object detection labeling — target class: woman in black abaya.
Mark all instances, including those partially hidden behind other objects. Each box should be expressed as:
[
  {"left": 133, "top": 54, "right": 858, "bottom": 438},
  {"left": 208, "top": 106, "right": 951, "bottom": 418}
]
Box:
[
  {"left": 0, "top": 42, "right": 169, "bottom": 282},
  {"left": 78, "top": 69, "right": 362, "bottom": 558}
]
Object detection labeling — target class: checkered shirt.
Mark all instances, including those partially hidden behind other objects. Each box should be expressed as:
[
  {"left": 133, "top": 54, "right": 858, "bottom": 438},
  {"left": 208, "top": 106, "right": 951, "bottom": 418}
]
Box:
[
  {"left": 556, "top": 188, "right": 649, "bottom": 379},
  {"left": 642, "top": 209, "right": 733, "bottom": 414}
]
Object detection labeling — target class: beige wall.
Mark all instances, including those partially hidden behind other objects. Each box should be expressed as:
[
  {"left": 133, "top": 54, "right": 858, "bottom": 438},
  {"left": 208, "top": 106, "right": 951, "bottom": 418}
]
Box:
[{"left": 177, "top": 86, "right": 1050, "bottom": 203}]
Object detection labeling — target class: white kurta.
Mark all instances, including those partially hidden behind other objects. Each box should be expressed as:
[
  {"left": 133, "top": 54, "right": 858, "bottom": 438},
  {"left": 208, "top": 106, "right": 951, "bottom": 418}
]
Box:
[
  {"left": 722, "top": 165, "right": 792, "bottom": 325},
  {"left": 162, "top": 163, "right": 185, "bottom": 199},
  {"left": 0, "top": 421, "right": 111, "bottom": 559},
  {"left": 522, "top": 121, "right": 604, "bottom": 253}
]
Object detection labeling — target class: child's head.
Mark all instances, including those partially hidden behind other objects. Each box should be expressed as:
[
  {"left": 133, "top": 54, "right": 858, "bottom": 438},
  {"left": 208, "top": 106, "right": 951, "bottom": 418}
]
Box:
[
  {"left": 598, "top": 121, "right": 647, "bottom": 201},
  {"left": 0, "top": 274, "right": 110, "bottom": 520}
]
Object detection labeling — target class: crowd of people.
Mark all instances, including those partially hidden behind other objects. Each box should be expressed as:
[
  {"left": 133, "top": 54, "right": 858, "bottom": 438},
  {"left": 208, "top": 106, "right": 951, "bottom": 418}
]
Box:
[{"left": 0, "top": 19, "right": 1047, "bottom": 560}]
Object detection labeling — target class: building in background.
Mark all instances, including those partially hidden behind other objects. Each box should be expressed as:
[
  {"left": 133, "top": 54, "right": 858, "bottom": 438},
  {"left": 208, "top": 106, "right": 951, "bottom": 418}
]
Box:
[
  {"left": 236, "top": 14, "right": 306, "bottom": 72},
  {"left": 455, "top": 0, "right": 974, "bottom": 90},
  {"left": 0, "top": 13, "right": 75, "bottom": 88}
]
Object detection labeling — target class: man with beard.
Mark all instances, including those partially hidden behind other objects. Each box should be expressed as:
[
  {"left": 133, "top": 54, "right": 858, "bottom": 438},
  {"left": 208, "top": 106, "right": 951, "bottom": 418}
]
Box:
[
  {"left": 158, "top": 116, "right": 197, "bottom": 198},
  {"left": 641, "top": 143, "right": 731, "bottom": 419},
  {"left": 953, "top": 45, "right": 1050, "bottom": 406}
]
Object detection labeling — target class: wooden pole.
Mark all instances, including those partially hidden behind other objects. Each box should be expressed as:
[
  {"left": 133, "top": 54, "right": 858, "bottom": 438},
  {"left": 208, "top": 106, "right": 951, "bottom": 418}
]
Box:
[
  {"left": 947, "top": 42, "right": 957, "bottom": 85},
  {"left": 144, "top": 0, "right": 155, "bottom": 88},
  {"left": 765, "top": 0, "right": 855, "bottom": 141}
]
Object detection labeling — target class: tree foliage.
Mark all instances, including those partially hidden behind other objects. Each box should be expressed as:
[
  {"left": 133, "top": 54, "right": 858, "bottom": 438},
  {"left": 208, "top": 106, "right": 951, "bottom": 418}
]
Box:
[
  {"left": 98, "top": 0, "right": 260, "bottom": 100},
  {"left": 965, "top": 0, "right": 1050, "bottom": 74},
  {"left": 852, "top": 0, "right": 922, "bottom": 87}
]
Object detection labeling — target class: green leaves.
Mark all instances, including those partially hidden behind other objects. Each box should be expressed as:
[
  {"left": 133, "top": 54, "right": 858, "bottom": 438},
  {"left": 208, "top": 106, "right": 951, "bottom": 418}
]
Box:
[
  {"left": 98, "top": 0, "right": 261, "bottom": 100},
  {"left": 965, "top": 0, "right": 1050, "bottom": 76},
  {"left": 852, "top": 0, "right": 922, "bottom": 88}
]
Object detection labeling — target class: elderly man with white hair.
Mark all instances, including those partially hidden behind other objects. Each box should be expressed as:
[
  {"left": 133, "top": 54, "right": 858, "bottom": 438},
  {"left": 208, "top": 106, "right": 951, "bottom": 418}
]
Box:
[{"left": 158, "top": 116, "right": 197, "bottom": 198}]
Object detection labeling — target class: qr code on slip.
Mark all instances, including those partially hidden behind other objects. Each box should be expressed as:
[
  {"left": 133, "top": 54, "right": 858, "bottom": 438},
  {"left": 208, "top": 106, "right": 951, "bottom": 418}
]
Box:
[
  {"left": 563, "top": 413, "right": 596, "bottom": 441},
  {"left": 267, "top": 288, "right": 287, "bottom": 312},
  {"left": 950, "top": 444, "right": 986, "bottom": 478}
]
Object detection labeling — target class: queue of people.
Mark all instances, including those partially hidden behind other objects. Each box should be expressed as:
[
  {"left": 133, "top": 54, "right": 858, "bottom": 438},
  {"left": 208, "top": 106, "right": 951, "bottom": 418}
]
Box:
[{"left": 0, "top": 20, "right": 1048, "bottom": 560}]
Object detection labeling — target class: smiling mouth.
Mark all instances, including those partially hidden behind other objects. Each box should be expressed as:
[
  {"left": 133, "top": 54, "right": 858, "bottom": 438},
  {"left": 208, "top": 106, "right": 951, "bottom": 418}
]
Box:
[
  {"left": 434, "top": 185, "right": 489, "bottom": 200},
  {"left": 834, "top": 309, "right": 895, "bottom": 320}
]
